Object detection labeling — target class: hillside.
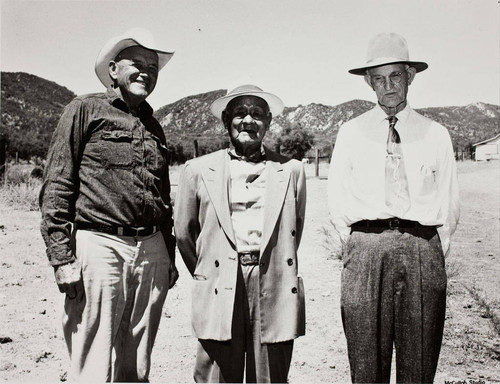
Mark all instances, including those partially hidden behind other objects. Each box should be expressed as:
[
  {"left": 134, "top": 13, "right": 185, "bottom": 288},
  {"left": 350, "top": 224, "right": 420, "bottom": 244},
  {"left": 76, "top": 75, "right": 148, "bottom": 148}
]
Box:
[
  {"left": 1, "top": 72, "right": 499, "bottom": 161},
  {"left": 155, "top": 92, "right": 499, "bottom": 155},
  {"left": 1, "top": 72, "right": 76, "bottom": 159}
]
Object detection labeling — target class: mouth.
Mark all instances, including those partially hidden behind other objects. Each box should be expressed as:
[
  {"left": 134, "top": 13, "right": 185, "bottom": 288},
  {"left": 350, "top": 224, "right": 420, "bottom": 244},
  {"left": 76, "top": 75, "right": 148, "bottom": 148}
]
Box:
[
  {"left": 239, "top": 129, "right": 259, "bottom": 137},
  {"left": 134, "top": 78, "right": 149, "bottom": 88}
]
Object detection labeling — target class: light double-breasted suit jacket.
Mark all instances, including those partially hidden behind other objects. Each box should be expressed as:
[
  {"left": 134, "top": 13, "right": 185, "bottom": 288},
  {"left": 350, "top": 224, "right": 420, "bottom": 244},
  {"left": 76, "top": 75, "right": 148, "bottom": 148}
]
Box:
[{"left": 174, "top": 147, "right": 306, "bottom": 343}]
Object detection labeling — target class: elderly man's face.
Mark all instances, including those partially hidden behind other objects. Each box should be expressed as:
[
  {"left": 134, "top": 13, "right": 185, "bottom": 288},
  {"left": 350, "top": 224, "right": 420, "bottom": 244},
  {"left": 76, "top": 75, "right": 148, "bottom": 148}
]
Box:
[
  {"left": 365, "top": 63, "right": 415, "bottom": 112},
  {"left": 223, "top": 96, "right": 271, "bottom": 154},
  {"left": 109, "top": 46, "right": 159, "bottom": 106}
]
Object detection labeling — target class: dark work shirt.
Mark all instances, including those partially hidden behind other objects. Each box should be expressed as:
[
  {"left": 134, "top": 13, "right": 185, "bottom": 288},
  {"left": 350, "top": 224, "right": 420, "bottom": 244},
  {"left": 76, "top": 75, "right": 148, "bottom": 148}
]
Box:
[{"left": 40, "top": 88, "right": 174, "bottom": 266}]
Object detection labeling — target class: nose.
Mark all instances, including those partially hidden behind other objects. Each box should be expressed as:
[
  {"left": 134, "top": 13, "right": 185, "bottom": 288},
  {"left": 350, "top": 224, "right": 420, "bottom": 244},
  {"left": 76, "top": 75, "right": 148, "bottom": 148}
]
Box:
[
  {"left": 384, "top": 77, "right": 393, "bottom": 90},
  {"left": 242, "top": 113, "right": 254, "bottom": 125}
]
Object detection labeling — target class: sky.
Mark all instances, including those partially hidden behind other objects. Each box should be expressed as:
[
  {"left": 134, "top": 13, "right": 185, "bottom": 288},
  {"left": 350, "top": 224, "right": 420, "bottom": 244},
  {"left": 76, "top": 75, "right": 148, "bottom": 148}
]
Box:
[{"left": 1, "top": 0, "right": 499, "bottom": 111}]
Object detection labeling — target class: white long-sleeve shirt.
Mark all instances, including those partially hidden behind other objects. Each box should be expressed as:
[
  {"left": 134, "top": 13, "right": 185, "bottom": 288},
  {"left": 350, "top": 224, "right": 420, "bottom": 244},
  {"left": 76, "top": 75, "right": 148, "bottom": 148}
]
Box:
[{"left": 327, "top": 103, "right": 460, "bottom": 255}]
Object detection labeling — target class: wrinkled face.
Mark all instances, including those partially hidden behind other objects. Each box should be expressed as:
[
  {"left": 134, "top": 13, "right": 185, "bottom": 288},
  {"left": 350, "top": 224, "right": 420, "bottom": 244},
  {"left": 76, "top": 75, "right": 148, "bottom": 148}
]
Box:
[
  {"left": 109, "top": 46, "right": 159, "bottom": 105},
  {"left": 365, "top": 63, "right": 415, "bottom": 111},
  {"left": 222, "top": 96, "right": 271, "bottom": 153}
]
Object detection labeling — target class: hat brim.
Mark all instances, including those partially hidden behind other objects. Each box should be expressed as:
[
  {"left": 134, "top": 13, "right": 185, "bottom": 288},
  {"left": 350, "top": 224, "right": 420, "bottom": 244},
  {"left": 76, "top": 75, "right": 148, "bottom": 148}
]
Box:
[
  {"left": 210, "top": 91, "right": 284, "bottom": 119},
  {"left": 349, "top": 59, "right": 428, "bottom": 75},
  {"left": 95, "top": 37, "right": 174, "bottom": 87}
]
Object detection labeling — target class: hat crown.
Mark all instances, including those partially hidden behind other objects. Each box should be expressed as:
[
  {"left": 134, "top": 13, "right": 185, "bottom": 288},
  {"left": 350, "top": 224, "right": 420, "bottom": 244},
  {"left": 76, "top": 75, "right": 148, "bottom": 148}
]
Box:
[
  {"left": 120, "top": 27, "right": 157, "bottom": 52},
  {"left": 210, "top": 84, "right": 284, "bottom": 119},
  {"left": 227, "top": 84, "right": 264, "bottom": 96},
  {"left": 366, "top": 33, "right": 410, "bottom": 63}
]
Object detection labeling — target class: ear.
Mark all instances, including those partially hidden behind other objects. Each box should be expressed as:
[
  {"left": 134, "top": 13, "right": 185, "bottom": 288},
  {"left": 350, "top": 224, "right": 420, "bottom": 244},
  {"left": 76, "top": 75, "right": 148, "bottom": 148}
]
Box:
[
  {"left": 221, "top": 110, "right": 230, "bottom": 129},
  {"left": 108, "top": 61, "right": 118, "bottom": 81},
  {"left": 265, "top": 112, "right": 272, "bottom": 128},
  {"left": 364, "top": 73, "right": 374, "bottom": 89},
  {"left": 407, "top": 66, "right": 417, "bottom": 85}
]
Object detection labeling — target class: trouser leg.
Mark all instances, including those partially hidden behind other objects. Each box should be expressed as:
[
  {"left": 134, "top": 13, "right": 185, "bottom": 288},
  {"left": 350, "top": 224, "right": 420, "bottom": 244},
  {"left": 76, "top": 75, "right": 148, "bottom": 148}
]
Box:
[
  {"left": 113, "top": 231, "right": 171, "bottom": 382},
  {"left": 394, "top": 232, "right": 446, "bottom": 384},
  {"left": 340, "top": 231, "right": 394, "bottom": 383},
  {"left": 194, "top": 266, "right": 247, "bottom": 383},
  {"left": 63, "top": 230, "right": 127, "bottom": 383},
  {"left": 243, "top": 264, "right": 294, "bottom": 383}
]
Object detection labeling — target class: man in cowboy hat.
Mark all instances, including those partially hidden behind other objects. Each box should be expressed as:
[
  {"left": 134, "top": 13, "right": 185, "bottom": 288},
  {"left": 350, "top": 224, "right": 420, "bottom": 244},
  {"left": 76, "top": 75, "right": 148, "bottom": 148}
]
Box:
[
  {"left": 39, "top": 28, "right": 178, "bottom": 382},
  {"left": 327, "top": 33, "right": 459, "bottom": 383},
  {"left": 174, "top": 84, "right": 306, "bottom": 383}
]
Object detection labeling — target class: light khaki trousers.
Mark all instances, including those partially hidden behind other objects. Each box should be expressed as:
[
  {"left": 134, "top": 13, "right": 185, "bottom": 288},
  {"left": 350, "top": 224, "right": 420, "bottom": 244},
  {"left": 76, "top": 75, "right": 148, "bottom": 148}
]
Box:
[{"left": 63, "top": 229, "right": 170, "bottom": 383}]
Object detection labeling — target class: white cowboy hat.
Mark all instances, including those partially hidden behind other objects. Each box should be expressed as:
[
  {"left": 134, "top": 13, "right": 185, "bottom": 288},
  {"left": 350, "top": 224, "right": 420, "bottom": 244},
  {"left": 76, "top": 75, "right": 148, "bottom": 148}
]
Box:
[
  {"left": 95, "top": 27, "right": 174, "bottom": 87},
  {"left": 210, "top": 84, "right": 284, "bottom": 119},
  {"left": 349, "top": 33, "right": 428, "bottom": 75}
]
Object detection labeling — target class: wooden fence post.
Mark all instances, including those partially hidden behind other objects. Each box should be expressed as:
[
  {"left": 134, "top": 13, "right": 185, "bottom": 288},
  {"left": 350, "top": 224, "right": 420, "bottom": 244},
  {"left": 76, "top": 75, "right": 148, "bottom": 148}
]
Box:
[
  {"left": 193, "top": 140, "right": 199, "bottom": 158},
  {"left": 315, "top": 148, "right": 319, "bottom": 177}
]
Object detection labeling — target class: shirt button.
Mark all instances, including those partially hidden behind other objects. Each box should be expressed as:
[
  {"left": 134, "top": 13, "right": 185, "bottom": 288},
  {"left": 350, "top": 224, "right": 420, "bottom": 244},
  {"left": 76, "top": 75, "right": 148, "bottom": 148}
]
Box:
[
  {"left": 259, "top": 262, "right": 265, "bottom": 267},
  {"left": 291, "top": 287, "right": 298, "bottom": 294},
  {"left": 215, "top": 260, "right": 219, "bottom": 267},
  {"left": 287, "top": 258, "right": 293, "bottom": 266},
  {"left": 215, "top": 288, "right": 218, "bottom": 295},
  {"left": 291, "top": 229, "right": 296, "bottom": 237}
]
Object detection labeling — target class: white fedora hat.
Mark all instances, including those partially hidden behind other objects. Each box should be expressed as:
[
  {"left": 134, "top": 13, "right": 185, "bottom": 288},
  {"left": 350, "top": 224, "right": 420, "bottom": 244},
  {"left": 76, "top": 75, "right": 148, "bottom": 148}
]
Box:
[
  {"left": 349, "top": 33, "right": 428, "bottom": 75},
  {"left": 95, "top": 27, "right": 174, "bottom": 87},
  {"left": 210, "top": 84, "right": 284, "bottom": 119}
]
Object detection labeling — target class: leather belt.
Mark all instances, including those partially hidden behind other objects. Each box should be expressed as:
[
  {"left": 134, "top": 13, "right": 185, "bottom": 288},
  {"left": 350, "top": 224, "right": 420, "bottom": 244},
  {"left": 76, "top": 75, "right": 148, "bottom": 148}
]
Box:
[
  {"left": 238, "top": 251, "right": 260, "bottom": 266},
  {"left": 351, "top": 219, "right": 436, "bottom": 232},
  {"left": 76, "top": 223, "right": 159, "bottom": 237}
]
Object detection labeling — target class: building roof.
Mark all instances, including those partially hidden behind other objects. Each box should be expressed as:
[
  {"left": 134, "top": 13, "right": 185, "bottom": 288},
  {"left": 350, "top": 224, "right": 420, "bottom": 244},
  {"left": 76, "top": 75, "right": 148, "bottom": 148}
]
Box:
[{"left": 473, "top": 133, "right": 500, "bottom": 147}]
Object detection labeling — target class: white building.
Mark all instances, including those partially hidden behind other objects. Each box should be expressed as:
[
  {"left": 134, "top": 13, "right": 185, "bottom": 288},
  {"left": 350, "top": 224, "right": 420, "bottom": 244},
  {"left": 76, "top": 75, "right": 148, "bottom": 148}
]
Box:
[{"left": 473, "top": 134, "right": 500, "bottom": 161}]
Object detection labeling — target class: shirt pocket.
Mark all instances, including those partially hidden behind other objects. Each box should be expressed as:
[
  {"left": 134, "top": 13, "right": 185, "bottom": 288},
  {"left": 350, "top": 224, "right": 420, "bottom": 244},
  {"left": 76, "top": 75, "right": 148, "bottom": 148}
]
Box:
[
  {"left": 99, "top": 129, "right": 134, "bottom": 168},
  {"left": 144, "top": 133, "right": 168, "bottom": 174},
  {"left": 417, "top": 163, "right": 437, "bottom": 195}
]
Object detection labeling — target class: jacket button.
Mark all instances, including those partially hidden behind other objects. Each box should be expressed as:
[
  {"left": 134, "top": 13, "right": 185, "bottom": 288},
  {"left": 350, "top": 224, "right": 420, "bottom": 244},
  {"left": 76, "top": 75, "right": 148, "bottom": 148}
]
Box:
[
  {"left": 215, "top": 260, "right": 219, "bottom": 267},
  {"left": 287, "top": 258, "right": 293, "bottom": 266},
  {"left": 291, "top": 229, "right": 296, "bottom": 237},
  {"left": 215, "top": 288, "right": 218, "bottom": 295},
  {"left": 291, "top": 287, "right": 298, "bottom": 294}
]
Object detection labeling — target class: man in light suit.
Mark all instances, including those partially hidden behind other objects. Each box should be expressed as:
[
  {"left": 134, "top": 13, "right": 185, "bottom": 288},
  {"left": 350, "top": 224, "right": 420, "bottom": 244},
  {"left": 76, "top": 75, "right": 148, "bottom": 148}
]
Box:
[{"left": 174, "top": 85, "right": 306, "bottom": 383}]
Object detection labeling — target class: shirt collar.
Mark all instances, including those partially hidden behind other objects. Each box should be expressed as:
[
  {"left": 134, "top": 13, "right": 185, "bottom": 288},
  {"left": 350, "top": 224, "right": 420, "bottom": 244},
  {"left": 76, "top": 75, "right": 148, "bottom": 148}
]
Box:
[
  {"left": 105, "top": 87, "right": 154, "bottom": 118},
  {"left": 228, "top": 145, "right": 266, "bottom": 163},
  {"left": 374, "top": 102, "right": 411, "bottom": 125}
]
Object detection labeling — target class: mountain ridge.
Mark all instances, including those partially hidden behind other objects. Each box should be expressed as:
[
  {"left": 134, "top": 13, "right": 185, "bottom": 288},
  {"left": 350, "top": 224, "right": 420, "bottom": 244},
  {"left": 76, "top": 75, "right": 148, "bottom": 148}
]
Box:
[{"left": 2, "top": 72, "right": 499, "bottom": 161}]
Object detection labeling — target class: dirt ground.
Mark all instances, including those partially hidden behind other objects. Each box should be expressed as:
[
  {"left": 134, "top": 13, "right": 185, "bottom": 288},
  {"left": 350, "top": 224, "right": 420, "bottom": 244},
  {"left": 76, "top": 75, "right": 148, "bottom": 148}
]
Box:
[{"left": 0, "top": 160, "right": 499, "bottom": 383}]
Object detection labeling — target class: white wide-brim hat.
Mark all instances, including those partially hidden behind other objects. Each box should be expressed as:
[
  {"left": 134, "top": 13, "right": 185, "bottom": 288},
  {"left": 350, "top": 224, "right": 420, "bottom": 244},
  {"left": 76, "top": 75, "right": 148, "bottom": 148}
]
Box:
[
  {"left": 210, "top": 84, "right": 284, "bottom": 119},
  {"left": 95, "top": 27, "right": 174, "bottom": 87},
  {"left": 349, "top": 33, "right": 428, "bottom": 75}
]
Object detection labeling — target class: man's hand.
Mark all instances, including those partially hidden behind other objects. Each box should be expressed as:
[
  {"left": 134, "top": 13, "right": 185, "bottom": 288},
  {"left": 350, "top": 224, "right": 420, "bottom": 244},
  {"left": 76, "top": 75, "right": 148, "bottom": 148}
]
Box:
[
  {"left": 54, "top": 262, "right": 84, "bottom": 300},
  {"left": 168, "top": 263, "right": 179, "bottom": 289}
]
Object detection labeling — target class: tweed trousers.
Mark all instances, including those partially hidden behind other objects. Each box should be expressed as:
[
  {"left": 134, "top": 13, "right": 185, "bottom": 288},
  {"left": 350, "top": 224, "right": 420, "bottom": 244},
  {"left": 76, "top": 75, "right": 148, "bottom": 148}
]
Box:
[
  {"left": 194, "top": 264, "right": 294, "bottom": 383},
  {"left": 341, "top": 227, "right": 447, "bottom": 384},
  {"left": 63, "top": 229, "right": 171, "bottom": 383}
]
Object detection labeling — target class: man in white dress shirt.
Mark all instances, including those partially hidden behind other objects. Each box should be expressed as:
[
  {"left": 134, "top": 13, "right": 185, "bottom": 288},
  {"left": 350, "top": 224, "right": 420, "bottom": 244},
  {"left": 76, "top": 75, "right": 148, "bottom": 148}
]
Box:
[{"left": 328, "top": 33, "right": 459, "bottom": 383}]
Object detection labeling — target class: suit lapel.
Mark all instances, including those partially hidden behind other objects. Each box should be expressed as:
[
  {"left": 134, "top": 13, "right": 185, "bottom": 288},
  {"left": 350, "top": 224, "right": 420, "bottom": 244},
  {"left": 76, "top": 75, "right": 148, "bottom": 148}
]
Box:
[
  {"left": 260, "top": 160, "right": 290, "bottom": 254},
  {"left": 201, "top": 151, "right": 236, "bottom": 245}
]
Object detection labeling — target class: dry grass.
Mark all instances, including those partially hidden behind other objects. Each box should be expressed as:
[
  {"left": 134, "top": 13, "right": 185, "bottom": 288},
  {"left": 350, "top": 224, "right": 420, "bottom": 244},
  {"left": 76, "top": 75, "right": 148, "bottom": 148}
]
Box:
[{"left": 0, "top": 179, "right": 41, "bottom": 211}]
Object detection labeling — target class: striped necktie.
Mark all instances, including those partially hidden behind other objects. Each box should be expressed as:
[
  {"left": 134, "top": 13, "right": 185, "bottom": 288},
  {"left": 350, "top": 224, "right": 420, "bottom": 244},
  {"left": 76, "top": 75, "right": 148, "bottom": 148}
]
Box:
[{"left": 385, "top": 116, "right": 411, "bottom": 216}]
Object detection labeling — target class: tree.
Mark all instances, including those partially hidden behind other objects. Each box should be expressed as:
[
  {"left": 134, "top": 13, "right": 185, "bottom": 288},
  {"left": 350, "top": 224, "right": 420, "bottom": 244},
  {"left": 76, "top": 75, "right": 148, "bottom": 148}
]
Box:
[{"left": 275, "top": 121, "right": 315, "bottom": 160}]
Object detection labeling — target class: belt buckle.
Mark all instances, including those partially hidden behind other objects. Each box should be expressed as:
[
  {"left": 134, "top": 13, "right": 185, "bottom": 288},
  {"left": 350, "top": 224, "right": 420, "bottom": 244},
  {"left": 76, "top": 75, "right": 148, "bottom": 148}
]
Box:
[{"left": 388, "top": 218, "right": 400, "bottom": 230}]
